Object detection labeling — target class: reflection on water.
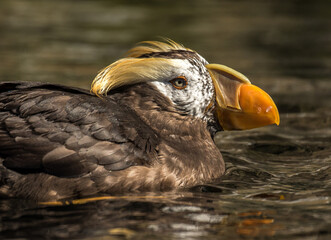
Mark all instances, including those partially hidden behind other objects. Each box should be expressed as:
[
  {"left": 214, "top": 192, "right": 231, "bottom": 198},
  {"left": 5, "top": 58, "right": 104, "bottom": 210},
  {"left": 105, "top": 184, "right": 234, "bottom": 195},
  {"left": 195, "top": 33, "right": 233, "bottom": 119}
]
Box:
[{"left": 0, "top": 0, "right": 331, "bottom": 239}]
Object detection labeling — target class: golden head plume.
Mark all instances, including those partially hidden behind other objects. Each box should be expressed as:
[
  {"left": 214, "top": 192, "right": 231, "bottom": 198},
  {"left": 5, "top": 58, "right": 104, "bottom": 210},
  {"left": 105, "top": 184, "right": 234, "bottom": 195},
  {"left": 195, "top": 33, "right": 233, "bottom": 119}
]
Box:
[
  {"left": 91, "top": 39, "right": 194, "bottom": 96},
  {"left": 127, "top": 38, "right": 191, "bottom": 58}
]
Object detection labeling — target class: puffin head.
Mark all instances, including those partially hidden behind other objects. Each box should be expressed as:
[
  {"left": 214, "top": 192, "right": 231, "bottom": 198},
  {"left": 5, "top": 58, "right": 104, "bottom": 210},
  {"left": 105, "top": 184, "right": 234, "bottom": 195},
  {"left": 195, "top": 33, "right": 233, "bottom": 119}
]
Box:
[{"left": 91, "top": 39, "right": 279, "bottom": 133}]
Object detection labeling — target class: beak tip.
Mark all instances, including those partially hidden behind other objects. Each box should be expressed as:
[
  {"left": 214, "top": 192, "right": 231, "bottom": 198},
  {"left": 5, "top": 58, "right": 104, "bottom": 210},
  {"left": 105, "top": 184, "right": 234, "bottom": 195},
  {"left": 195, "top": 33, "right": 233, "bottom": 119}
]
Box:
[
  {"left": 275, "top": 113, "right": 280, "bottom": 126},
  {"left": 217, "top": 84, "right": 280, "bottom": 130},
  {"left": 270, "top": 104, "right": 280, "bottom": 126}
]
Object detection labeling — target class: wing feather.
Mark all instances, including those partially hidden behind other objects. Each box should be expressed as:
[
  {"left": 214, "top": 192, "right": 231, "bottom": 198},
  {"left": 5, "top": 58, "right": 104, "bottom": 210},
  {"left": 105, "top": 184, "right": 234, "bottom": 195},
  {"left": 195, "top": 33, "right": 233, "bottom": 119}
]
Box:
[{"left": 0, "top": 82, "right": 159, "bottom": 178}]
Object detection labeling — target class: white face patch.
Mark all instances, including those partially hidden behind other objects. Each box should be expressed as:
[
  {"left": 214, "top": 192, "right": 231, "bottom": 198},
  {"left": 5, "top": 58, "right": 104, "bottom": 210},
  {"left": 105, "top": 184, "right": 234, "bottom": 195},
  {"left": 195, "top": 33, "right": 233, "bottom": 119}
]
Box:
[{"left": 149, "top": 56, "right": 214, "bottom": 120}]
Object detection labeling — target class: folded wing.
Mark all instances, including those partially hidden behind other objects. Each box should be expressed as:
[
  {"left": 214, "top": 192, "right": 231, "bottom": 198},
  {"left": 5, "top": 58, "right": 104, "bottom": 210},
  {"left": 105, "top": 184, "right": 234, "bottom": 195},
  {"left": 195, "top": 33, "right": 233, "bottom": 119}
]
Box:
[{"left": 0, "top": 82, "right": 159, "bottom": 178}]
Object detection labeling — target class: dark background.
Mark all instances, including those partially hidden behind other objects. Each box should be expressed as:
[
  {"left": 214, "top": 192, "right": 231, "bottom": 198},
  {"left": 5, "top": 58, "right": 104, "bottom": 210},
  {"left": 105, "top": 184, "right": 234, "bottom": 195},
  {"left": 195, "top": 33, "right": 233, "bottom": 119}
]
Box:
[
  {"left": 0, "top": 1, "right": 330, "bottom": 239},
  {"left": 0, "top": 0, "right": 330, "bottom": 112}
]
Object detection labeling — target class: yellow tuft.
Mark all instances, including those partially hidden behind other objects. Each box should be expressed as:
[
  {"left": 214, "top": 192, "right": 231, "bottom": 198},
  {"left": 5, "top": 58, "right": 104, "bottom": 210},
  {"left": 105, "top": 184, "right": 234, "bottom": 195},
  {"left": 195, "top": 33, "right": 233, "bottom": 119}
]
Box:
[
  {"left": 127, "top": 38, "right": 192, "bottom": 58},
  {"left": 91, "top": 58, "right": 178, "bottom": 96},
  {"left": 91, "top": 39, "right": 194, "bottom": 96}
]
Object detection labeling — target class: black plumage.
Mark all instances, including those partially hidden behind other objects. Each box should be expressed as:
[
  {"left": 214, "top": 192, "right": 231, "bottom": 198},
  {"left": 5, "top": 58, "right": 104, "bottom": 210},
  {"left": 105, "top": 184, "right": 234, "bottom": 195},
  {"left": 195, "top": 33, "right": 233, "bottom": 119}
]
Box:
[{"left": 0, "top": 82, "right": 224, "bottom": 200}]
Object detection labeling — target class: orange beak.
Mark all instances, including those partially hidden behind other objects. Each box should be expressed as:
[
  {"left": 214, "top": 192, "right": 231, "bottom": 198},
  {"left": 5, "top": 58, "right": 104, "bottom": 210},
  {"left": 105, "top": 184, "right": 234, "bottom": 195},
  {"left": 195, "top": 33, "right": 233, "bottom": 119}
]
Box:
[{"left": 206, "top": 64, "right": 280, "bottom": 130}]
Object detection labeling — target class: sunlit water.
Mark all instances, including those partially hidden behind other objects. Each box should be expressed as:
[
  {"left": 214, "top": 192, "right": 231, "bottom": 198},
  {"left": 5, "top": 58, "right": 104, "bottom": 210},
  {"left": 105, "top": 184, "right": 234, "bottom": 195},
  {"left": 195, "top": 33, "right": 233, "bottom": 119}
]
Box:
[{"left": 0, "top": 0, "right": 330, "bottom": 239}]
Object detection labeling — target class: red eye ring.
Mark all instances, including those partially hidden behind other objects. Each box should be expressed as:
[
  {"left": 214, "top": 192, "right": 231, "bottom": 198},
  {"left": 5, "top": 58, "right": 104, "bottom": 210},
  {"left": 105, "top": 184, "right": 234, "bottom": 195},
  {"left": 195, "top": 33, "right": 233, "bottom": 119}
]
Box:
[{"left": 169, "top": 76, "right": 188, "bottom": 90}]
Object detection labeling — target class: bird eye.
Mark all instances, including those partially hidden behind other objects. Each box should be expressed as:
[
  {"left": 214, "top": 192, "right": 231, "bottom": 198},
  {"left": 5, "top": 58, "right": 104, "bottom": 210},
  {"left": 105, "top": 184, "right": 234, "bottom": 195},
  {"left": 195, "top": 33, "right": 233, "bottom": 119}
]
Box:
[{"left": 170, "top": 76, "right": 188, "bottom": 90}]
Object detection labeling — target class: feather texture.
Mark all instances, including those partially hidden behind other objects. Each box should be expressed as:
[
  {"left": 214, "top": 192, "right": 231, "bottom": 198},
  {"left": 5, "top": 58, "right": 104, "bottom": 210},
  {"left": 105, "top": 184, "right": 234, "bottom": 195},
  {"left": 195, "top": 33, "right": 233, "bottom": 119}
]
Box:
[{"left": 0, "top": 82, "right": 224, "bottom": 200}]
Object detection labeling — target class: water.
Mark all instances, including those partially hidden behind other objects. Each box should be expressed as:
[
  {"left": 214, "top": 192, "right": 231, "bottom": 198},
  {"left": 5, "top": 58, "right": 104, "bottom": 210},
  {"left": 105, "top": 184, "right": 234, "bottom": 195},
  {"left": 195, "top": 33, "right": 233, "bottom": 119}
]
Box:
[{"left": 0, "top": 0, "right": 330, "bottom": 239}]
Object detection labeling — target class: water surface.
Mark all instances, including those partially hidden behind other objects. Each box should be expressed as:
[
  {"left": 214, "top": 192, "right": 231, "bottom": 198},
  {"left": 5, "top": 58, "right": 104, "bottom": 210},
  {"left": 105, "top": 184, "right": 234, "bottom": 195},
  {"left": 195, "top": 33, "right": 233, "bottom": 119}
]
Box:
[{"left": 0, "top": 0, "right": 330, "bottom": 239}]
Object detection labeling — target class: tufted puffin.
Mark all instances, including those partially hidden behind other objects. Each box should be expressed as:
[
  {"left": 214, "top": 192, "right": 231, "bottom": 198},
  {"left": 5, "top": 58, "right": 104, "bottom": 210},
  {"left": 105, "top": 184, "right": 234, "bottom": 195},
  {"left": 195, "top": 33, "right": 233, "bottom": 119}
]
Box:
[{"left": 0, "top": 40, "right": 279, "bottom": 201}]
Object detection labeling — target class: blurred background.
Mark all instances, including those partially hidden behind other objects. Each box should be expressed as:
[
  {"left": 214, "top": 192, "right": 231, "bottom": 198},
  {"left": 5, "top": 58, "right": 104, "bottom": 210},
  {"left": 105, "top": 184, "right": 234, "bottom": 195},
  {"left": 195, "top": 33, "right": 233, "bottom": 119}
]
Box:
[
  {"left": 0, "top": 0, "right": 330, "bottom": 112},
  {"left": 0, "top": 0, "right": 330, "bottom": 239}
]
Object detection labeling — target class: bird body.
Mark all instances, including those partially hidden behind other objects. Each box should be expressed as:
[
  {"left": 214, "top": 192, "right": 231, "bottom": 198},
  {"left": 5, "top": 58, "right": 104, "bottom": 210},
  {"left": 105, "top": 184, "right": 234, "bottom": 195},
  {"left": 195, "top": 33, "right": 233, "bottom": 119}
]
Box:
[{"left": 0, "top": 40, "right": 279, "bottom": 201}]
